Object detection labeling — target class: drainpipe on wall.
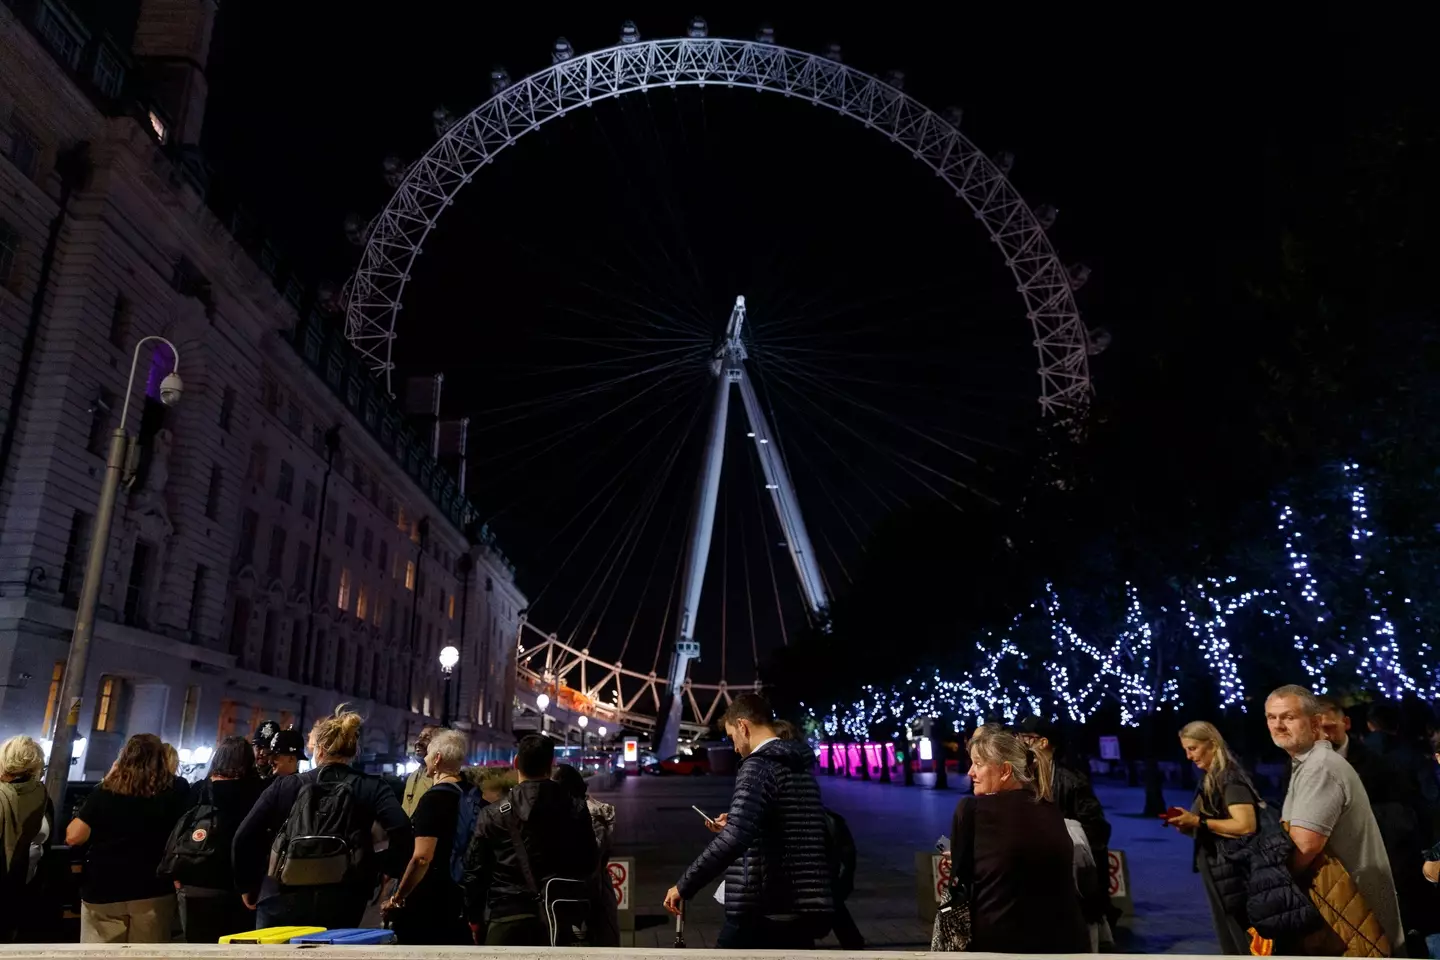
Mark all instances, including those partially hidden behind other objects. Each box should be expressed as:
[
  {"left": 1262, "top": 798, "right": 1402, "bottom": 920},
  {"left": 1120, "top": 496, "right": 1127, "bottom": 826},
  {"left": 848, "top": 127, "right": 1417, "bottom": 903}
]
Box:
[
  {"left": 0, "top": 143, "right": 91, "bottom": 541},
  {"left": 298, "top": 425, "right": 340, "bottom": 734}
]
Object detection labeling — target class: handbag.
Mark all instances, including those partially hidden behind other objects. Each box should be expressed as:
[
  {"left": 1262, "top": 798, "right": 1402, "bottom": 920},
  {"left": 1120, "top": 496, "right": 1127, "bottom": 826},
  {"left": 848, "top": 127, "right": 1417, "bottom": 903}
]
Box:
[{"left": 931, "top": 796, "right": 978, "bottom": 952}]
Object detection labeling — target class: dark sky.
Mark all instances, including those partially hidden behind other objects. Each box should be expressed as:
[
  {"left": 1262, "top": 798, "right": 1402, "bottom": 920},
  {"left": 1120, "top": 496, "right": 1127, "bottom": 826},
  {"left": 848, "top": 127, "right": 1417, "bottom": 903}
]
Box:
[{"left": 200, "top": 3, "right": 1384, "bottom": 686}]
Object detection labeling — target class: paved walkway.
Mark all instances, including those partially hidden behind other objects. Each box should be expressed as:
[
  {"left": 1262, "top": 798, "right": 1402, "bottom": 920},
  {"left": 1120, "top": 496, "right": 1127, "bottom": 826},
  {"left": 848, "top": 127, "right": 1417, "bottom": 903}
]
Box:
[{"left": 592, "top": 771, "right": 1214, "bottom": 952}]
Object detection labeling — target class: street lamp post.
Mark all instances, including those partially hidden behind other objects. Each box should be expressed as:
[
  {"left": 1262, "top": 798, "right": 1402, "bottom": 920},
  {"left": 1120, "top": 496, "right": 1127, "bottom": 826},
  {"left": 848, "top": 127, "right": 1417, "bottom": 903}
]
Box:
[
  {"left": 578, "top": 714, "right": 589, "bottom": 764},
  {"left": 45, "top": 336, "right": 182, "bottom": 814},
  {"left": 438, "top": 645, "right": 459, "bottom": 727}
]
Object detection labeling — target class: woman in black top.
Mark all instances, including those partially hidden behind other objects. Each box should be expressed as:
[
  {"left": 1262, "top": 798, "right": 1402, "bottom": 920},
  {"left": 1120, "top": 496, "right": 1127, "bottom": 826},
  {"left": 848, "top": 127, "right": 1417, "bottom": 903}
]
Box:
[
  {"left": 1163, "top": 721, "right": 1259, "bottom": 955},
  {"left": 232, "top": 706, "right": 413, "bottom": 931},
  {"left": 66, "top": 733, "right": 188, "bottom": 943},
  {"left": 170, "top": 736, "right": 265, "bottom": 944},
  {"left": 947, "top": 730, "right": 1089, "bottom": 953},
  {"left": 383, "top": 729, "right": 471, "bottom": 945}
]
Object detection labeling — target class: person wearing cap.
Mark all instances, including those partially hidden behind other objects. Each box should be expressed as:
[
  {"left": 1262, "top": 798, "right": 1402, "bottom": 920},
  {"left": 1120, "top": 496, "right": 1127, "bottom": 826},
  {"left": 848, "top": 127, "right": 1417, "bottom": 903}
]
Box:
[
  {"left": 252, "top": 722, "right": 280, "bottom": 781},
  {"left": 1015, "top": 715, "right": 1113, "bottom": 926},
  {"left": 268, "top": 730, "right": 305, "bottom": 778}
]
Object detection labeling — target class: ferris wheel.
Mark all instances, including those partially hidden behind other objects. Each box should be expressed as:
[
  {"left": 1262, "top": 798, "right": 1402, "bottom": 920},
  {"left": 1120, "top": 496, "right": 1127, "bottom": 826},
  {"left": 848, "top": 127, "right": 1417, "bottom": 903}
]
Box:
[{"left": 342, "top": 20, "right": 1099, "bottom": 751}]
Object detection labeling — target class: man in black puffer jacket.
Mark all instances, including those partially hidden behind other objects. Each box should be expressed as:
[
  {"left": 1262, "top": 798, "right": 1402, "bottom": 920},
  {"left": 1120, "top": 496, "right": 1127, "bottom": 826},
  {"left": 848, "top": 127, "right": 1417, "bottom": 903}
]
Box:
[{"left": 664, "top": 694, "right": 833, "bottom": 949}]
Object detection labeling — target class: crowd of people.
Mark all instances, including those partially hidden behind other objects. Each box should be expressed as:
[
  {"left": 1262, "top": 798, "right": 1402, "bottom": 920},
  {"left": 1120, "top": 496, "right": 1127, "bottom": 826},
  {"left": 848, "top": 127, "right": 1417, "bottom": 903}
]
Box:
[
  {"left": 0, "top": 684, "right": 1436, "bottom": 953},
  {"left": 0, "top": 709, "right": 615, "bottom": 946}
]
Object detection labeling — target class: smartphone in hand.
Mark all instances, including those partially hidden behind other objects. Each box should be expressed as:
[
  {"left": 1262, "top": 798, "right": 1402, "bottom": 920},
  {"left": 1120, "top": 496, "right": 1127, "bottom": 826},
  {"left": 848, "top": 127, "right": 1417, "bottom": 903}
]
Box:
[
  {"left": 1160, "top": 806, "right": 1188, "bottom": 821},
  {"left": 692, "top": 805, "right": 715, "bottom": 827}
]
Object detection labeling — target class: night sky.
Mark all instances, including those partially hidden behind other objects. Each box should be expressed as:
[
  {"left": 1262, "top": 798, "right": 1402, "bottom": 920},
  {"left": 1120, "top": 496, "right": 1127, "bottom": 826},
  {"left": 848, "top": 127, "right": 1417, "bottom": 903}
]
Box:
[{"left": 200, "top": 4, "right": 1387, "bottom": 686}]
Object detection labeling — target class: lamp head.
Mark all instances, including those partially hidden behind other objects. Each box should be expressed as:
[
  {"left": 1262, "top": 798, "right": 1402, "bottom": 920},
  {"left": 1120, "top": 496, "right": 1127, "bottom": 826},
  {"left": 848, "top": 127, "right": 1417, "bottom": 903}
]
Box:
[
  {"left": 578, "top": 715, "right": 589, "bottom": 728},
  {"left": 438, "top": 645, "right": 459, "bottom": 671},
  {"left": 535, "top": 693, "right": 550, "bottom": 712},
  {"left": 159, "top": 372, "right": 184, "bottom": 406}
]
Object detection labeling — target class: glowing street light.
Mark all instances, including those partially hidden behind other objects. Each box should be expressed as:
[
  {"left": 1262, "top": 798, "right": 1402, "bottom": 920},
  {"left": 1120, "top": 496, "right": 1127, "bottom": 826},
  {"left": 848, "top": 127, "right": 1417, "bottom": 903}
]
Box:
[{"left": 535, "top": 693, "right": 550, "bottom": 712}]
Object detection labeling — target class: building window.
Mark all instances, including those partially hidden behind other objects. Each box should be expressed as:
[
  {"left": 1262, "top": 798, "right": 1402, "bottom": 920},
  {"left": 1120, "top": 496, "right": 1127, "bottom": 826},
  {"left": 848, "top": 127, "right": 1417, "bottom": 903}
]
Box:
[
  {"left": 261, "top": 610, "right": 279, "bottom": 667},
  {"left": 228, "top": 597, "right": 251, "bottom": 656},
  {"left": 293, "top": 541, "right": 310, "bottom": 594},
  {"left": 85, "top": 389, "right": 115, "bottom": 456},
  {"left": 238, "top": 508, "right": 258, "bottom": 566},
  {"left": 0, "top": 219, "right": 18, "bottom": 288},
  {"left": 361, "top": 528, "right": 373, "bottom": 562},
  {"left": 289, "top": 620, "right": 305, "bottom": 681},
  {"left": 318, "top": 556, "right": 332, "bottom": 602},
  {"left": 92, "top": 44, "right": 124, "bottom": 97},
  {"left": 276, "top": 460, "right": 295, "bottom": 504},
  {"left": 58, "top": 509, "right": 92, "bottom": 607},
  {"left": 122, "top": 541, "right": 152, "bottom": 627},
  {"left": 147, "top": 109, "right": 168, "bottom": 144},
  {"left": 301, "top": 480, "right": 318, "bottom": 520},
  {"left": 325, "top": 501, "right": 338, "bottom": 535},
  {"left": 108, "top": 293, "right": 130, "bottom": 347},
  {"left": 448, "top": 594, "right": 456, "bottom": 619},
  {"left": 377, "top": 540, "right": 388, "bottom": 575},
  {"left": 343, "top": 513, "right": 356, "bottom": 548},
  {"left": 261, "top": 377, "right": 280, "bottom": 415},
  {"left": 405, "top": 560, "right": 415, "bottom": 592},
  {"left": 41, "top": 661, "right": 64, "bottom": 736},
  {"left": 204, "top": 464, "right": 222, "bottom": 520},
  {"left": 311, "top": 425, "right": 327, "bottom": 457},
  {"left": 248, "top": 443, "right": 268, "bottom": 486},
  {"left": 266, "top": 526, "right": 287, "bottom": 581},
  {"left": 287, "top": 401, "right": 302, "bottom": 435},
  {"left": 187, "top": 565, "right": 208, "bottom": 634},
  {"left": 94, "top": 676, "right": 117, "bottom": 732},
  {"left": 397, "top": 505, "right": 408, "bottom": 533},
  {"left": 4, "top": 117, "right": 41, "bottom": 180},
  {"left": 219, "top": 386, "right": 235, "bottom": 432},
  {"left": 356, "top": 585, "right": 370, "bottom": 622},
  {"left": 374, "top": 595, "right": 386, "bottom": 632},
  {"left": 35, "top": 0, "right": 87, "bottom": 68},
  {"left": 337, "top": 567, "right": 352, "bottom": 611}
]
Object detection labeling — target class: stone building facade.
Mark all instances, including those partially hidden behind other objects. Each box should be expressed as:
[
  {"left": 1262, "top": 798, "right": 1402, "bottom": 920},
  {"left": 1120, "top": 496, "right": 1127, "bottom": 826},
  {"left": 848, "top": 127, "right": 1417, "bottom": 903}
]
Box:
[{"left": 0, "top": 0, "right": 523, "bottom": 776}]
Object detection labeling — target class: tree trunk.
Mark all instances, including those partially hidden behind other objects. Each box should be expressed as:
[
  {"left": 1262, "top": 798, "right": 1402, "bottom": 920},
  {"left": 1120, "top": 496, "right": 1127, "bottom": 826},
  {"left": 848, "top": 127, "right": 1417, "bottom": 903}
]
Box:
[
  {"left": 1142, "top": 716, "right": 1167, "bottom": 816},
  {"left": 903, "top": 749, "right": 915, "bottom": 786},
  {"left": 934, "top": 741, "right": 950, "bottom": 790},
  {"left": 879, "top": 744, "right": 893, "bottom": 784},
  {"left": 860, "top": 744, "right": 873, "bottom": 781}
]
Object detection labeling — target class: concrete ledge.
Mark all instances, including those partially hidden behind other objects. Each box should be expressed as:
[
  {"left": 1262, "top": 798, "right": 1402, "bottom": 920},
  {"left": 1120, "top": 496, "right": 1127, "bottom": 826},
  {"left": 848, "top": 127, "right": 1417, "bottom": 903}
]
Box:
[
  {"left": 0, "top": 949, "right": 1169, "bottom": 955},
  {"left": 0, "top": 949, "right": 1199, "bottom": 959}
]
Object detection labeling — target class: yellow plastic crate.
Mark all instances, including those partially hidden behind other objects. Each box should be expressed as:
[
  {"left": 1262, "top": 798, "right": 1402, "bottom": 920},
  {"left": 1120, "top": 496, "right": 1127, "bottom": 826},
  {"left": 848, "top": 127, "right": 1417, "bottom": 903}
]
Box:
[{"left": 220, "top": 925, "right": 326, "bottom": 944}]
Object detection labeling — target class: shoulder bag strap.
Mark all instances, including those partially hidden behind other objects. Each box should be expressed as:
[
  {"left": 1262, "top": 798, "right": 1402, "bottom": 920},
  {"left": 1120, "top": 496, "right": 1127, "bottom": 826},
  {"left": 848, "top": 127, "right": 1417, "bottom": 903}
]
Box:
[
  {"left": 957, "top": 796, "right": 978, "bottom": 894},
  {"left": 500, "top": 801, "right": 539, "bottom": 895}
]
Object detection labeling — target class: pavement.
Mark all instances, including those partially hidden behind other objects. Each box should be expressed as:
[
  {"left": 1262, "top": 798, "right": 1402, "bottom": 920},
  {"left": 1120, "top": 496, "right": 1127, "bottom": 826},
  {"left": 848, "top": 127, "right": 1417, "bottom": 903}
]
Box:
[{"left": 592, "top": 771, "right": 1216, "bottom": 953}]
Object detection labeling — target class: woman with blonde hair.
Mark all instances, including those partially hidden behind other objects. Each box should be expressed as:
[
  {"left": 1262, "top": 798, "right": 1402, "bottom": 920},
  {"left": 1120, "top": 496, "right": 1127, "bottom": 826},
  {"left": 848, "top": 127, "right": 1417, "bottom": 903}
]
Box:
[
  {"left": 232, "top": 705, "right": 412, "bottom": 930},
  {"left": 943, "top": 730, "right": 1089, "bottom": 952},
  {"left": 0, "top": 736, "right": 49, "bottom": 941},
  {"left": 66, "top": 733, "right": 187, "bottom": 942},
  {"left": 1162, "top": 721, "right": 1259, "bottom": 955}
]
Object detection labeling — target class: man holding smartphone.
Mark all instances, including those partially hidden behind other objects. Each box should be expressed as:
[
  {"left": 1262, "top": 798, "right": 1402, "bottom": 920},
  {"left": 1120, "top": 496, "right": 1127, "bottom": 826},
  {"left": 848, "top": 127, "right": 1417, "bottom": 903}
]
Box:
[{"left": 663, "top": 694, "right": 833, "bottom": 949}]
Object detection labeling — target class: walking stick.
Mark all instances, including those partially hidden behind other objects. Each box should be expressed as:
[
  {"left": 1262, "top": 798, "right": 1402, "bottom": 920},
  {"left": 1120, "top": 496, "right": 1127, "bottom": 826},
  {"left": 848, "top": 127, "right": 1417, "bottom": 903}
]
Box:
[{"left": 674, "top": 901, "right": 686, "bottom": 948}]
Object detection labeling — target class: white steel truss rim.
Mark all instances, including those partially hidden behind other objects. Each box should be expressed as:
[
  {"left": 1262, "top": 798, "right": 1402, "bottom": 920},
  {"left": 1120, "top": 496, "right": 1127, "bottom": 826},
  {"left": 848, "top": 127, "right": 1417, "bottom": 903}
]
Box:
[{"left": 345, "top": 36, "right": 1092, "bottom": 414}]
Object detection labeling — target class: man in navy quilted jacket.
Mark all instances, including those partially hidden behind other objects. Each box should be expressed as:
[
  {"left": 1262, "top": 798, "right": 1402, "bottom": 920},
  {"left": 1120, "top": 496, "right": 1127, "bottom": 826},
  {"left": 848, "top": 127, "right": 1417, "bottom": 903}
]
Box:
[{"left": 664, "top": 694, "right": 834, "bottom": 949}]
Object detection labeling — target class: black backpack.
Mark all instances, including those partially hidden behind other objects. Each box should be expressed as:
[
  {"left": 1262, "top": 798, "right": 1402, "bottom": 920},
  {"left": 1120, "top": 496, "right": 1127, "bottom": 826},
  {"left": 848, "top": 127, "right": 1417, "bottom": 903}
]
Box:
[
  {"left": 269, "top": 773, "right": 370, "bottom": 887},
  {"left": 158, "top": 785, "right": 224, "bottom": 887},
  {"left": 822, "top": 807, "right": 857, "bottom": 902}
]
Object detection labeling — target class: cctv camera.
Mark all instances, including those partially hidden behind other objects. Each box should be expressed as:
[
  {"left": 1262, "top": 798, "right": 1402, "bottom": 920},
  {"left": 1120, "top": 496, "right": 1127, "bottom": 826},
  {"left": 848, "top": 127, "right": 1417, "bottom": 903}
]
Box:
[{"left": 159, "top": 372, "right": 184, "bottom": 407}]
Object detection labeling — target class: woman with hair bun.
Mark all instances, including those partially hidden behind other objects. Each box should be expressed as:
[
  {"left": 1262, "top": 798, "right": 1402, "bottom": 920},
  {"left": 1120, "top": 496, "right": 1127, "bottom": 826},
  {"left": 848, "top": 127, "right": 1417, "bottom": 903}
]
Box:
[
  {"left": 232, "top": 706, "right": 413, "bottom": 930},
  {"left": 0, "top": 736, "right": 49, "bottom": 941}
]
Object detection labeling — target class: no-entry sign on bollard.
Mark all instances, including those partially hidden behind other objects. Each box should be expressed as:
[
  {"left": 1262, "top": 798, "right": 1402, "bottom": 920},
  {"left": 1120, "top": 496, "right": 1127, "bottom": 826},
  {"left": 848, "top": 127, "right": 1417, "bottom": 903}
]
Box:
[
  {"left": 609, "top": 857, "right": 636, "bottom": 945},
  {"left": 915, "top": 851, "right": 950, "bottom": 923},
  {"left": 1107, "top": 849, "right": 1134, "bottom": 917}
]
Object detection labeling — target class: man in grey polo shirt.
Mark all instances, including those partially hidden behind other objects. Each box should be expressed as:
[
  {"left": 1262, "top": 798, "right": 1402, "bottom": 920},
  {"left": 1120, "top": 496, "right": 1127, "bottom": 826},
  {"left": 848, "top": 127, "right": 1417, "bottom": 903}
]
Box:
[{"left": 1266, "top": 684, "right": 1403, "bottom": 952}]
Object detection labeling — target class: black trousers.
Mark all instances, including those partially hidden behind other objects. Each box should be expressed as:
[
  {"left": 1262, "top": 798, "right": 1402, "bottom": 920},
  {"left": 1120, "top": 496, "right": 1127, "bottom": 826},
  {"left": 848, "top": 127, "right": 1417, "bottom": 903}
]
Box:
[
  {"left": 716, "top": 915, "right": 820, "bottom": 950},
  {"left": 256, "top": 887, "right": 366, "bottom": 931},
  {"left": 178, "top": 887, "right": 252, "bottom": 944}
]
